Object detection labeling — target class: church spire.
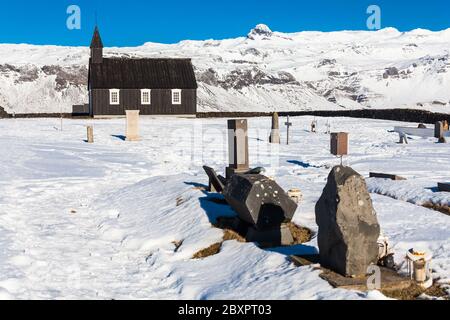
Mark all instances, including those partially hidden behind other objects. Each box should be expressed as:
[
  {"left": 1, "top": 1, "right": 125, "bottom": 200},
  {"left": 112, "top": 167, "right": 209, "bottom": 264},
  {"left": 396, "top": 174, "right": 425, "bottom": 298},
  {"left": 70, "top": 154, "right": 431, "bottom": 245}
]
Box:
[{"left": 90, "top": 26, "right": 103, "bottom": 64}]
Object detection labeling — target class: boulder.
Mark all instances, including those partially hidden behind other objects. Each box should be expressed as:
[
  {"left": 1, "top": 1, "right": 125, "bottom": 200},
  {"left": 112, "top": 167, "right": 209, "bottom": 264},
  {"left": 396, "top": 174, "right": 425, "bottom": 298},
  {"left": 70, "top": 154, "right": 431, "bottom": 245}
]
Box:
[
  {"left": 315, "top": 166, "right": 380, "bottom": 277},
  {"left": 224, "top": 174, "right": 297, "bottom": 230}
]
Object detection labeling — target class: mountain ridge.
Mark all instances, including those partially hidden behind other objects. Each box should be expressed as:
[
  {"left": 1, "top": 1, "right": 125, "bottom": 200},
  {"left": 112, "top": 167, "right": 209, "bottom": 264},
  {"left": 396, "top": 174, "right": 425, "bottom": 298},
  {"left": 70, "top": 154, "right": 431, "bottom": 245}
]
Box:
[{"left": 1, "top": 25, "right": 449, "bottom": 114}]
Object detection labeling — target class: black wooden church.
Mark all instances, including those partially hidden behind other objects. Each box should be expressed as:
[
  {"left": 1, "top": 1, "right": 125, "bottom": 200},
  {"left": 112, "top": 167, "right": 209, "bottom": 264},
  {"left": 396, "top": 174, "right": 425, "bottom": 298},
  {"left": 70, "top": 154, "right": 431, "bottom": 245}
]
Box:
[{"left": 86, "top": 27, "right": 198, "bottom": 117}]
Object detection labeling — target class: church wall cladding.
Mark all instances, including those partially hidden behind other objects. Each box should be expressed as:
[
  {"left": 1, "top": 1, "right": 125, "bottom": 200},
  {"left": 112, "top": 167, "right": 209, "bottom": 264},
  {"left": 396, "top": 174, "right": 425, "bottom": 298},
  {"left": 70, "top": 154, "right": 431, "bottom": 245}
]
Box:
[{"left": 90, "top": 89, "right": 197, "bottom": 116}]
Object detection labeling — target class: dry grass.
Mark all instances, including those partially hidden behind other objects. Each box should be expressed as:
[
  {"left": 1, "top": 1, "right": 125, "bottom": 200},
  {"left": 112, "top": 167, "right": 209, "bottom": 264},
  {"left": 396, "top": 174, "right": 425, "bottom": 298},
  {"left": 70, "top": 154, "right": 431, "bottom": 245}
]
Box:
[
  {"left": 192, "top": 217, "right": 313, "bottom": 260},
  {"left": 287, "top": 222, "right": 312, "bottom": 244},
  {"left": 192, "top": 242, "right": 223, "bottom": 259},
  {"left": 223, "top": 229, "right": 246, "bottom": 242},
  {"left": 423, "top": 202, "right": 450, "bottom": 216},
  {"left": 382, "top": 283, "right": 448, "bottom": 300}
]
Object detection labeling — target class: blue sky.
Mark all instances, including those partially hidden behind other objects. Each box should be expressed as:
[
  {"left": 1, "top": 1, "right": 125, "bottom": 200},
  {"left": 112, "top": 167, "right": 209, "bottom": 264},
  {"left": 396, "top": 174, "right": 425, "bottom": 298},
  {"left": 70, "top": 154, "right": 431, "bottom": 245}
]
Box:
[{"left": 0, "top": 0, "right": 448, "bottom": 46}]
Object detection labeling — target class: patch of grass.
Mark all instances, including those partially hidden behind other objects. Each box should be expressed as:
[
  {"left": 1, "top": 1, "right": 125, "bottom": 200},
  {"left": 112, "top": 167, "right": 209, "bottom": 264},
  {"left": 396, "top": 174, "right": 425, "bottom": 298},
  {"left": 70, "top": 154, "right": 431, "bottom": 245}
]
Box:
[
  {"left": 287, "top": 222, "right": 312, "bottom": 244},
  {"left": 192, "top": 242, "right": 222, "bottom": 259},
  {"left": 423, "top": 202, "right": 450, "bottom": 216},
  {"left": 192, "top": 218, "right": 314, "bottom": 260},
  {"left": 382, "top": 283, "right": 448, "bottom": 300},
  {"left": 223, "top": 229, "right": 246, "bottom": 243}
]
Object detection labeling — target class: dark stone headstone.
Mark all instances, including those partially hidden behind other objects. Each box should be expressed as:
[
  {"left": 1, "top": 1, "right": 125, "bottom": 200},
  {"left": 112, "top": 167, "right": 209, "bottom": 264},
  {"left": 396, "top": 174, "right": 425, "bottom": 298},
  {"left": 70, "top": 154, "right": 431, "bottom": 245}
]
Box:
[
  {"left": 315, "top": 166, "right": 380, "bottom": 277},
  {"left": 435, "top": 121, "right": 444, "bottom": 139},
  {"left": 246, "top": 224, "right": 294, "bottom": 247},
  {"left": 223, "top": 174, "right": 297, "bottom": 230},
  {"left": 203, "top": 166, "right": 226, "bottom": 193}
]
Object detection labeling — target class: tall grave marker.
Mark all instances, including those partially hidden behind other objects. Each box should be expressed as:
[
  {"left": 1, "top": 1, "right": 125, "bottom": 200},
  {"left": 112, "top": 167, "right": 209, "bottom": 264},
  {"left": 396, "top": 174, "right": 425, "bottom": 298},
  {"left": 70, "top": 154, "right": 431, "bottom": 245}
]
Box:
[{"left": 226, "top": 119, "right": 249, "bottom": 179}]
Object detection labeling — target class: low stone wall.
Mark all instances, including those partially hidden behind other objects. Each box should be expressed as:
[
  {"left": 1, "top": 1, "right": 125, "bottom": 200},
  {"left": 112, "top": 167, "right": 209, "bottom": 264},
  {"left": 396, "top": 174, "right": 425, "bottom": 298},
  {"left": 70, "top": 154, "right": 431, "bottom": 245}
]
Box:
[
  {"left": 2, "top": 108, "right": 450, "bottom": 124},
  {"left": 197, "top": 109, "right": 450, "bottom": 124}
]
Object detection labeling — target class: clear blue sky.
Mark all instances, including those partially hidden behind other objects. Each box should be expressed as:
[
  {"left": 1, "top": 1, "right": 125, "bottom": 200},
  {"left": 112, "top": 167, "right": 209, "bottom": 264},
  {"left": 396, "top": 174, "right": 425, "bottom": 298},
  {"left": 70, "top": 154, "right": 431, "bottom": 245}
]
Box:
[{"left": 0, "top": 0, "right": 448, "bottom": 46}]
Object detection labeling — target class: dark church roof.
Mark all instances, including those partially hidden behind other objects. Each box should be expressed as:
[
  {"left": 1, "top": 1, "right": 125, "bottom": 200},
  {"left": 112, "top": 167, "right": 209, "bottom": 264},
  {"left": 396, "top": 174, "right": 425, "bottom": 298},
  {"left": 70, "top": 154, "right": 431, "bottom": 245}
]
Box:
[
  {"left": 89, "top": 58, "right": 198, "bottom": 89},
  {"left": 90, "top": 27, "right": 103, "bottom": 48}
]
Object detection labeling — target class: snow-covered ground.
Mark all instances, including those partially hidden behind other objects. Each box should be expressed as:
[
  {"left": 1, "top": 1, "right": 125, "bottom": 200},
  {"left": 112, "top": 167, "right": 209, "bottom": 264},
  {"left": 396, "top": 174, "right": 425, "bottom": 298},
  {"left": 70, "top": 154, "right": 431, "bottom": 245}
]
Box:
[
  {"left": 0, "top": 116, "right": 449, "bottom": 300},
  {"left": 1, "top": 25, "right": 450, "bottom": 114}
]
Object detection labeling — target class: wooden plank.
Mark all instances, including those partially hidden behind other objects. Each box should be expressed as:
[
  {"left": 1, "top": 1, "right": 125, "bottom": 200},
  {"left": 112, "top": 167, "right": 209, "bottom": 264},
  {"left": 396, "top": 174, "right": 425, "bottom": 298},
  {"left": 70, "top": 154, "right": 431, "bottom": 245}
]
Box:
[{"left": 369, "top": 172, "right": 407, "bottom": 181}]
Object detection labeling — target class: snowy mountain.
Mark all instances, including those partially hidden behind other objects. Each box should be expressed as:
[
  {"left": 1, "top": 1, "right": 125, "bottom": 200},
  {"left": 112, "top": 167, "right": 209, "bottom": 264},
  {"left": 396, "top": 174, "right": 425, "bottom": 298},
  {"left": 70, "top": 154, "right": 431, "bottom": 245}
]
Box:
[{"left": 1, "top": 24, "right": 450, "bottom": 114}]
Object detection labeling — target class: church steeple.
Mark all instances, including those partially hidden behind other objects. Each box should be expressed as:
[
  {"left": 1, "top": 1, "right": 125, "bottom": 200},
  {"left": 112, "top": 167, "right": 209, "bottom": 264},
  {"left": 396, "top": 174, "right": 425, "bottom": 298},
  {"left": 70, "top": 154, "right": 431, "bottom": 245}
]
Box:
[{"left": 90, "top": 26, "right": 103, "bottom": 64}]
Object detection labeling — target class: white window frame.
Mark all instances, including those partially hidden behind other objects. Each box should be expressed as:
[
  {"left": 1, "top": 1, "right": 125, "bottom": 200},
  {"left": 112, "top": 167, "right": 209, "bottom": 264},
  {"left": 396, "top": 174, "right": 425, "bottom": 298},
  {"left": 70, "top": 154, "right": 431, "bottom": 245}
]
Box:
[
  {"left": 171, "top": 89, "right": 182, "bottom": 105},
  {"left": 109, "top": 89, "right": 120, "bottom": 105},
  {"left": 141, "top": 89, "right": 151, "bottom": 105}
]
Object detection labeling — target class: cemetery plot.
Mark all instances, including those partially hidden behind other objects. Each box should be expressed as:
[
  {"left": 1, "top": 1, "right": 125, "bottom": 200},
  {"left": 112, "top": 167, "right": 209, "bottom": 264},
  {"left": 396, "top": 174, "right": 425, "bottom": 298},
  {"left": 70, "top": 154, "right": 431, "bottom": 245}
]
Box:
[{"left": 0, "top": 116, "right": 449, "bottom": 300}]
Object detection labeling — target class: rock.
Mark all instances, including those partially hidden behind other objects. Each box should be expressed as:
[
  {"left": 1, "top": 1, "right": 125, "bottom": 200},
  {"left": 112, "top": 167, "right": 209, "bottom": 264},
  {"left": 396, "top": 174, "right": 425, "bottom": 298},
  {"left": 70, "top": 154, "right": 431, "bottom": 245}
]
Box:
[
  {"left": 315, "top": 166, "right": 380, "bottom": 277},
  {"left": 247, "top": 24, "right": 273, "bottom": 40},
  {"left": 418, "top": 123, "right": 427, "bottom": 129},
  {"left": 224, "top": 174, "right": 297, "bottom": 230}
]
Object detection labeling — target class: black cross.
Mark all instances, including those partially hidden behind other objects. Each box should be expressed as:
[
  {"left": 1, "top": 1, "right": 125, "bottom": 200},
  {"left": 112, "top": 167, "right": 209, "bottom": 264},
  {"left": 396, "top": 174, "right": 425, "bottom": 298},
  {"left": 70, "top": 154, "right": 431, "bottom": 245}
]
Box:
[{"left": 285, "top": 116, "right": 292, "bottom": 145}]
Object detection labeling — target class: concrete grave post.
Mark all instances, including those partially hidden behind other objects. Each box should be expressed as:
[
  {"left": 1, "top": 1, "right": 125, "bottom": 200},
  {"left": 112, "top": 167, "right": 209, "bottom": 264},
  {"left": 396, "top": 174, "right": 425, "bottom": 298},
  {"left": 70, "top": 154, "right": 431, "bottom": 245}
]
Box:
[
  {"left": 126, "top": 110, "right": 140, "bottom": 141},
  {"left": 86, "top": 125, "right": 94, "bottom": 143},
  {"left": 269, "top": 112, "right": 280, "bottom": 144},
  {"left": 226, "top": 119, "right": 249, "bottom": 179}
]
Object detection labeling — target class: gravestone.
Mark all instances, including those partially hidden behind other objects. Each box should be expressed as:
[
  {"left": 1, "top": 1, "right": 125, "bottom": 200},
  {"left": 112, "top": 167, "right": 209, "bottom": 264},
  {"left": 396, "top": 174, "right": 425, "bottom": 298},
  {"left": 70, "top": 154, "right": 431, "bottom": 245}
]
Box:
[
  {"left": 435, "top": 121, "right": 444, "bottom": 139},
  {"left": 331, "top": 132, "right": 348, "bottom": 156},
  {"left": 203, "top": 166, "right": 226, "bottom": 193},
  {"left": 325, "top": 121, "right": 331, "bottom": 134},
  {"left": 399, "top": 132, "right": 409, "bottom": 144},
  {"left": 246, "top": 224, "right": 294, "bottom": 247},
  {"left": 269, "top": 112, "right": 280, "bottom": 144},
  {"left": 438, "top": 182, "right": 450, "bottom": 192},
  {"left": 226, "top": 119, "right": 249, "bottom": 179},
  {"left": 86, "top": 126, "right": 94, "bottom": 143},
  {"left": 126, "top": 110, "right": 140, "bottom": 141},
  {"left": 311, "top": 120, "right": 317, "bottom": 133},
  {"left": 315, "top": 166, "right": 380, "bottom": 277},
  {"left": 285, "top": 116, "right": 292, "bottom": 145},
  {"left": 369, "top": 172, "right": 406, "bottom": 181},
  {"left": 223, "top": 174, "right": 297, "bottom": 230}
]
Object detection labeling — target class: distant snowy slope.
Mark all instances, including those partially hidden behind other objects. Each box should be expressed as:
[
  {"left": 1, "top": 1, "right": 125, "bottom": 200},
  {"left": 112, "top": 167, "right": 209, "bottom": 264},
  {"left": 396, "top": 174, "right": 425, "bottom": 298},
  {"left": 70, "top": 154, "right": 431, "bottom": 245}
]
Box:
[{"left": 1, "top": 25, "right": 450, "bottom": 114}]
